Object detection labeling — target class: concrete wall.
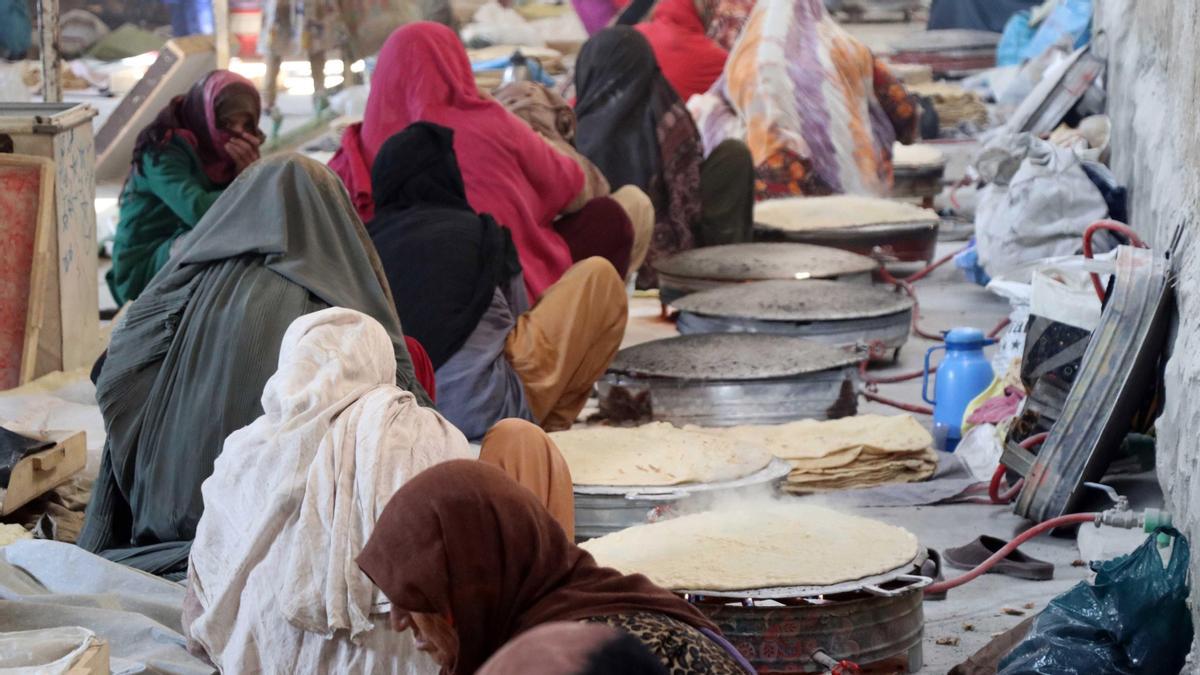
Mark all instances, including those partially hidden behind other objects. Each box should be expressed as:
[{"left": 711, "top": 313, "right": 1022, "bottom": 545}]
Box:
[{"left": 1097, "top": 0, "right": 1200, "bottom": 636}]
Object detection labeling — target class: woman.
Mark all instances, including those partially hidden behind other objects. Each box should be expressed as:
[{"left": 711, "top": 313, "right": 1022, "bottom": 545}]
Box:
[
  {"left": 368, "top": 123, "right": 627, "bottom": 441},
  {"left": 357, "top": 461, "right": 754, "bottom": 675},
  {"left": 689, "top": 0, "right": 918, "bottom": 199},
  {"left": 329, "top": 22, "right": 630, "bottom": 300},
  {"left": 479, "top": 623, "right": 668, "bottom": 675},
  {"left": 107, "top": 70, "right": 264, "bottom": 305},
  {"left": 186, "top": 309, "right": 575, "bottom": 673},
  {"left": 494, "top": 81, "right": 654, "bottom": 279},
  {"left": 634, "top": 0, "right": 729, "bottom": 103},
  {"left": 79, "top": 155, "right": 429, "bottom": 577},
  {"left": 574, "top": 27, "right": 755, "bottom": 287}
]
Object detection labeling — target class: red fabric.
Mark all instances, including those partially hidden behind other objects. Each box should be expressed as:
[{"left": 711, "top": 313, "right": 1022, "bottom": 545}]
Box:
[
  {"left": 554, "top": 197, "right": 632, "bottom": 278},
  {"left": 328, "top": 22, "right": 585, "bottom": 300},
  {"left": 636, "top": 0, "right": 728, "bottom": 102},
  {"left": 404, "top": 336, "right": 437, "bottom": 403}
]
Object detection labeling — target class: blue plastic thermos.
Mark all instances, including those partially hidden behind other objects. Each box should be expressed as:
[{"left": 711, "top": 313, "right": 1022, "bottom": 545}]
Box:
[{"left": 922, "top": 327, "right": 995, "bottom": 452}]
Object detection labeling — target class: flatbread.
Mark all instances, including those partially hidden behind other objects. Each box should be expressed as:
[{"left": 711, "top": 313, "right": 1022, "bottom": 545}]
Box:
[
  {"left": 580, "top": 503, "right": 920, "bottom": 590},
  {"left": 691, "top": 415, "right": 932, "bottom": 460},
  {"left": 550, "top": 423, "right": 774, "bottom": 487},
  {"left": 754, "top": 196, "right": 937, "bottom": 232},
  {"left": 893, "top": 142, "right": 946, "bottom": 169}
]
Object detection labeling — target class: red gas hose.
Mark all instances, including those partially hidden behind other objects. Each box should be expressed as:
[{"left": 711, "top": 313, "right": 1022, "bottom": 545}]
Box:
[
  {"left": 924, "top": 512, "right": 1097, "bottom": 595},
  {"left": 987, "top": 432, "right": 1049, "bottom": 504},
  {"left": 861, "top": 389, "right": 934, "bottom": 415},
  {"left": 1082, "top": 219, "right": 1148, "bottom": 301}
]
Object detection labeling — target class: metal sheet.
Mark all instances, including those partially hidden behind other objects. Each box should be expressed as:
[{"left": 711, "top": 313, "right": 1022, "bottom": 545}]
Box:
[
  {"left": 892, "top": 164, "right": 945, "bottom": 200},
  {"left": 608, "top": 333, "right": 860, "bottom": 381},
  {"left": 1008, "top": 246, "right": 1172, "bottom": 522},
  {"left": 597, "top": 366, "right": 859, "bottom": 428},
  {"left": 1007, "top": 45, "right": 1106, "bottom": 137},
  {"left": 676, "top": 309, "right": 912, "bottom": 358},
  {"left": 755, "top": 219, "right": 939, "bottom": 266},
  {"left": 655, "top": 243, "right": 879, "bottom": 285},
  {"left": 673, "top": 280, "right": 912, "bottom": 322}
]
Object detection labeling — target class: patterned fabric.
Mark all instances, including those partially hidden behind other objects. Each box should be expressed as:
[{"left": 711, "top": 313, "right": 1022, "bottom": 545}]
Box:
[
  {"left": 689, "top": 0, "right": 918, "bottom": 199},
  {"left": 705, "top": 0, "right": 754, "bottom": 50},
  {"left": 586, "top": 613, "right": 747, "bottom": 675}
]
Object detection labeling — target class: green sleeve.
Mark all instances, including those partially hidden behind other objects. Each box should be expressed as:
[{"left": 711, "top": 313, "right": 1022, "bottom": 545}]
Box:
[{"left": 141, "top": 144, "right": 224, "bottom": 227}]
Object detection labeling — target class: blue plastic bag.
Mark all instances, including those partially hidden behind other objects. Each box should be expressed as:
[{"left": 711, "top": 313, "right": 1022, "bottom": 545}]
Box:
[
  {"left": 997, "top": 10, "right": 1036, "bottom": 67},
  {"left": 999, "top": 528, "right": 1192, "bottom": 675},
  {"left": 1020, "top": 0, "right": 1093, "bottom": 63}
]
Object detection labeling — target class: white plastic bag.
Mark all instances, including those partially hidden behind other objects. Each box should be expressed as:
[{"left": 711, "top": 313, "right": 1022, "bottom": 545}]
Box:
[{"left": 975, "top": 132, "right": 1108, "bottom": 279}]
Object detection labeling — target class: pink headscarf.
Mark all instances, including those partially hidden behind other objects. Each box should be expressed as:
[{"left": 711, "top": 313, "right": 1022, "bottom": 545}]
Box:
[{"left": 329, "top": 23, "right": 584, "bottom": 299}]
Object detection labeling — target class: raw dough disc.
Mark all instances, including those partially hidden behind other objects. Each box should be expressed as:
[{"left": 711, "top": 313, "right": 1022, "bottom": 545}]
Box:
[
  {"left": 581, "top": 503, "right": 920, "bottom": 590},
  {"left": 755, "top": 196, "right": 937, "bottom": 232},
  {"left": 550, "top": 423, "right": 774, "bottom": 487}
]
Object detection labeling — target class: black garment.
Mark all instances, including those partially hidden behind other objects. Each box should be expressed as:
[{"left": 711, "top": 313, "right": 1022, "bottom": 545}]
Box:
[
  {"left": 698, "top": 139, "right": 754, "bottom": 248},
  {"left": 367, "top": 122, "right": 521, "bottom": 370},
  {"left": 574, "top": 27, "right": 674, "bottom": 194},
  {"left": 927, "top": 0, "right": 1040, "bottom": 33}
]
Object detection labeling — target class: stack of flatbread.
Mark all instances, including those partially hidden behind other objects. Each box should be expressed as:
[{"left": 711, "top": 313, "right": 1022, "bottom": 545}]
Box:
[
  {"left": 906, "top": 81, "right": 989, "bottom": 130},
  {"left": 548, "top": 423, "right": 774, "bottom": 487},
  {"left": 690, "top": 415, "right": 937, "bottom": 492}
]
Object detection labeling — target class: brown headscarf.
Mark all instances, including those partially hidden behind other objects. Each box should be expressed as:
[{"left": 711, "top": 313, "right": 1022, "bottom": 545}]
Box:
[
  {"left": 478, "top": 419, "right": 576, "bottom": 541},
  {"left": 494, "top": 81, "right": 610, "bottom": 201},
  {"left": 356, "top": 460, "right": 720, "bottom": 675}
]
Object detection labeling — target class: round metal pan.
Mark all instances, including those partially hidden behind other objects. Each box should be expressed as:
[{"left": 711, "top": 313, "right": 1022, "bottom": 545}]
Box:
[{"left": 754, "top": 219, "right": 940, "bottom": 268}]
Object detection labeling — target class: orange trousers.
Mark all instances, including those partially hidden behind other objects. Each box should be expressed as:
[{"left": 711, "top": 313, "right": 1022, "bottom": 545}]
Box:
[
  {"left": 478, "top": 418, "right": 575, "bottom": 540},
  {"left": 505, "top": 257, "right": 628, "bottom": 432}
]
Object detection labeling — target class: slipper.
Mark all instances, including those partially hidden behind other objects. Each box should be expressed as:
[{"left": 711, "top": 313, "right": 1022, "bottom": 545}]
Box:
[{"left": 943, "top": 535, "right": 1055, "bottom": 581}]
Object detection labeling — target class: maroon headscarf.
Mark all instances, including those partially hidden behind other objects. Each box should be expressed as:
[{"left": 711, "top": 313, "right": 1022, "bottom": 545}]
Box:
[
  {"left": 130, "top": 69, "right": 263, "bottom": 185},
  {"left": 356, "top": 460, "right": 720, "bottom": 675}
]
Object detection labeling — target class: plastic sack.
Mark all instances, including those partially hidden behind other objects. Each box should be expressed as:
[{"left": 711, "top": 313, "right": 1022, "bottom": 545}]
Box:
[
  {"left": 1020, "top": 0, "right": 1093, "bottom": 63},
  {"left": 999, "top": 529, "right": 1193, "bottom": 675},
  {"left": 974, "top": 133, "right": 1108, "bottom": 279},
  {"left": 997, "top": 10, "right": 1035, "bottom": 67}
]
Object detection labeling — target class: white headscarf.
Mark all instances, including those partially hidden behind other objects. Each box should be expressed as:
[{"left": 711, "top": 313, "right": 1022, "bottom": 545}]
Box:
[{"left": 188, "top": 307, "right": 469, "bottom": 674}]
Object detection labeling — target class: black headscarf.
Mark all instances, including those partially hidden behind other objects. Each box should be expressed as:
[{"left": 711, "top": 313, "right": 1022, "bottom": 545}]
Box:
[
  {"left": 367, "top": 122, "right": 522, "bottom": 370},
  {"left": 574, "top": 27, "right": 676, "bottom": 194}
]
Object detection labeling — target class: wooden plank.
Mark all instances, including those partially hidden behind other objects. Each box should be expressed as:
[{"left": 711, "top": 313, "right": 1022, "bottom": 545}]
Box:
[
  {"left": 37, "top": 0, "right": 62, "bottom": 103},
  {"left": 49, "top": 123, "right": 100, "bottom": 372},
  {"left": 0, "top": 154, "right": 54, "bottom": 389},
  {"left": 0, "top": 430, "right": 86, "bottom": 516},
  {"left": 67, "top": 640, "right": 110, "bottom": 675}
]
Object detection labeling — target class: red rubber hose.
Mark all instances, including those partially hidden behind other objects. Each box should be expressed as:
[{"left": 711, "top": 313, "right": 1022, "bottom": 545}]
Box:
[
  {"left": 862, "top": 389, "right": 934, "bottom": 415},
  {"left": 924, "top": 512, "right": 1097, "bottom": 595},
  {"left": 904, "top": 244, "right": 971, "bottom": 284},
  {"left": 987, "top": 432, "right": 1049, "bottom": 504},
  {"left": 1082, "top": 220, "right": 1148, "bottom": 302}
]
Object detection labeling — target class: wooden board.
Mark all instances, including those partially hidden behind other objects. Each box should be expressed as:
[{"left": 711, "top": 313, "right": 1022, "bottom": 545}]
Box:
[
  {"left": 0, "top": 154, "right": 54, "bottom": 390},
  {"left": 0, "top": 430, "right": 86, "bottom": 516},
  {"left": 95, "top": 36, "right": 216, "bottom": 181},
  {"left": 67, "top": 640, "right": 110, "bottom": 675}
]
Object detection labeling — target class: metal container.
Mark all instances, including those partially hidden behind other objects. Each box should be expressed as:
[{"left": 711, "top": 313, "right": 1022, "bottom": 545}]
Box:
[
  {"left": 597, "top": 334, "right": 861, "bottom": 427},
  {"left": 673, "top": 280, "right": 913, "bottom": 360},
  {"left": 892, "top": 163, "right": 945, "bottom": 204},
  {"left": 654, "top": 243, "right": 878, "bottom": 305},
  {"left": 574, "top": 458, "right": 792, "bottom": 541},
  {"left": 755, "top": 220, "right": 939, "bottom": 269},
  {"left": 699, "top": 580, "right": 926, "bottom": 673}
]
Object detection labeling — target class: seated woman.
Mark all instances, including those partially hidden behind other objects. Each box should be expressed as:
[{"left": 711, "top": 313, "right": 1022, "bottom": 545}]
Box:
[
  {"left": 479, "top": 623, "right": 668, "bottom": 675},
  {"left": 368, "top": 123, "right": 628, "bottom": 440},
  {"left": 634, "top": 0, "right": 729, "bottom": 103},
  {"left": 329, "top": 22, "right": 635, "bottom": 299},
  {"left": 186, "top": 308, "right": 575, "bottom": 673},
  {"left": 574, "top": 27, "right": 755, "bottom": 287},
  {"left": 107, "top": 70, "right": 264, "bottom": 305},
  {"left": 357, "top": 461, "right": 754, "bottom": 675},
  {"left": 79, "top": 155, "right": 430, "bottom": 578},
  {"left": 689, "top": 0, "right": 918, "bottom": 199},
  {"left": 495, "top": 81, "right": 654, "bottom": 281}
]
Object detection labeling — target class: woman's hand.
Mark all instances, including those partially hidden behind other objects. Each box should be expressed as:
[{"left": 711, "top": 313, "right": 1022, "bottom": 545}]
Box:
[{"left": 225, "top": 130, "right": 263, "bottom": 174}]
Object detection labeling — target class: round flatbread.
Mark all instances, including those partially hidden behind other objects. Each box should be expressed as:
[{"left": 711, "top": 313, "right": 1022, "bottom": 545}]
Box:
[
  {"left": 550, "top": 423, "right": 773, "bottom": 487},
  {"left": 581, "top": 503, "right": 920, "bottom": 590},
  {"left": 755, "top": 196, "right": 938, "bottom": 232}
]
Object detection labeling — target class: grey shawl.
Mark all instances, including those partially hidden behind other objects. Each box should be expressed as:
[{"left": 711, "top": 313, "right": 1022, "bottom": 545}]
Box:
[{"left": 78, "top": 154, "right": 429, "bottom": 576}]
